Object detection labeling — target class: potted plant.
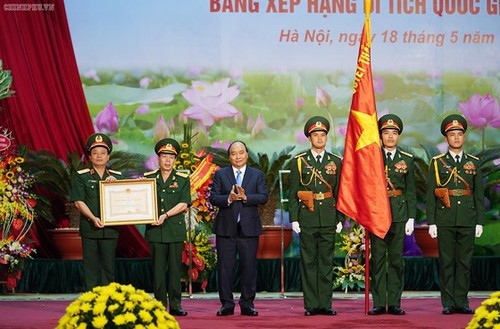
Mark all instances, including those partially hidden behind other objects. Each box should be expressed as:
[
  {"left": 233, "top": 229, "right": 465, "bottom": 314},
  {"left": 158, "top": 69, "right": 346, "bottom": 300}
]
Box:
[{"left": 206, "top": 145, "right": 295, "bottom": 258}]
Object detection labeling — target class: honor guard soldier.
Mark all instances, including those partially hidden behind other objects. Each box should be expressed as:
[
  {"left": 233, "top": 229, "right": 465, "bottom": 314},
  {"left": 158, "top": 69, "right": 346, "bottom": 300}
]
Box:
[
  {"left": 426, "top": 114, "right": 484, "bottom": 315},
  {"left": 368, "top": 114, "right": 416, "bottom": 316},
  {"left": 144, "top": 138, "right": 191, "bottom": 316},
  {"left": 70, "top": 133, "right": 122, "bottom": 291},
  {"left": 289, "top": 116, "right": 343, "bottom": 316}
]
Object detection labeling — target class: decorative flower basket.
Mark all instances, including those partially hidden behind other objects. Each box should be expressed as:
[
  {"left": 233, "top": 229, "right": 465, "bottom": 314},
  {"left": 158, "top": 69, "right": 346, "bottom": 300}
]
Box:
[
  {"left": 333, "top": 221, "right": 366, "bottom": 292},
  {"left": 0, "top": 240, "right": 35, "bottom": 291},
  {"left": 467, "top": 291, "right": 500, "bottom": 329},
  {"left": 56, "top": 282, "right": 180, "bottom": 328}
]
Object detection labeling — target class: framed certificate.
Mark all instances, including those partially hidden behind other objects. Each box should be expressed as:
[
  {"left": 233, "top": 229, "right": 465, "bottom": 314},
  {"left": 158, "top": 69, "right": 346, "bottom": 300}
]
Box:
[{"left": 100, "top": 179, "right": 158, "bottom": 226}]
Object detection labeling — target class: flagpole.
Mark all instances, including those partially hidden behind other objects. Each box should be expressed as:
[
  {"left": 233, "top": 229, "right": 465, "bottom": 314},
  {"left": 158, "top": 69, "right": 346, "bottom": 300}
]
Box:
[
  {"left": 364, "top": 231, "right": 370, "bottom": 314},
  {"left": 363, "top": 0, "right": 372, "bottom": 315}
]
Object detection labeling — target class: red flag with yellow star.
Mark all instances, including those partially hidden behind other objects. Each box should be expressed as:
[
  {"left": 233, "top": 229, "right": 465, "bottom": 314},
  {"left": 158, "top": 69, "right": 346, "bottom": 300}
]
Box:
[{"left": 336, "top": 11, "right": 390, "bottom": 239}]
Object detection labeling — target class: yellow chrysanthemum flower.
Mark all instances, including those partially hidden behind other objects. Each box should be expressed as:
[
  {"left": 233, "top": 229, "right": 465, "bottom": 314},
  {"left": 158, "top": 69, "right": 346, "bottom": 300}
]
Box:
[
  {"left": 57, "top": 283, "right": 179, "bottom": 329},
  {"left": 91, "top": 315, "right": 108, "bottom": 329}
]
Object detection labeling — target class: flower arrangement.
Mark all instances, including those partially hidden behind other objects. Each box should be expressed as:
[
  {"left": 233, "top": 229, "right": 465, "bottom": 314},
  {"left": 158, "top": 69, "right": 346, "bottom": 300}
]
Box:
[
  {"left": 0, "top": 133, "right": 37, "bottom": 242},
  {"left": 57, "top": 282, "right": 180, "bottom": 329},
  {"left": 467, "top": 291, "right": 500, "bottom": 329},
  {"left": 182, "top": 228, "right": 217, "bottom": 290},
  {"left": 333, "top": 221, "right": 366, "bottom": 292},
  {"left": 0, "top": 240, "right": 35, "bottom": 290},
  {"left": 0, "top": 130, "right": 37, "bottom": 290},
  {"left": 190, "top": 154, "right": 219, "bottom": 225},
  {"left": 175, "top": 124, "right": 202, "bottom": 172},
  {"left": 0, "top": 240, "right": 35, "bottom": 273}
]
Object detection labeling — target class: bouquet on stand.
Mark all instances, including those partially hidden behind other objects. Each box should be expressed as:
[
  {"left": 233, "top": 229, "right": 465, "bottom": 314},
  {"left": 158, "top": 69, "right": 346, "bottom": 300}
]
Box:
[
  {"left": 333, "top": 220, "right": 366, "bottom": 292},
  {"left": 0, "top": 129, "right": 37, "bottom": 290}
]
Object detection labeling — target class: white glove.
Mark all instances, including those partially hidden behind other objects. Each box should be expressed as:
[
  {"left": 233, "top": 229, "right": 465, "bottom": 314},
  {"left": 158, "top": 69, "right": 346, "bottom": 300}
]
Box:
[
  {"left": 336, "top": 222, "right": 343, "bottom": 233},
  {"left": 292, "top": 221, "right": 301, "bottom": 234},
  {"left": 475, "top": 225, "right": 483, "bottom": 238},
  {"left": 405, "top": 218, "right": 415, "bottom": 236},
  {"left": 428, "top": 224, "right": 437, "bottom": 238}
]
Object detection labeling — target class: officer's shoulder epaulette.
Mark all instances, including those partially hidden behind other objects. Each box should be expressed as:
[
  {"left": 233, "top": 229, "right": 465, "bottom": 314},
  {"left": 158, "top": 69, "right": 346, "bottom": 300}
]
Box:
[
  {"left": 294, "top": 152, "right": 307, "bottom": 159},
  {"left": 143, "top": 170, "right": 158, "bottom": 176},
  {"left": 466, "top": 153, "right": 479, "bottom": 160},
  {"left": 108, "top": 169, "right": 122, "bottom": 175},
  {"left": 331, "top": 153, "right": 342, "bottom": 160},
  {"left": 432, "top": 153, "right": 446, "bottom": 160},
  {"left": 399, "top": 150, "right": 413, "bottom": 158},
  {"left": 176, "top": 172, "right": 189, "bottom": 178},
  {"left": 77, "top": 168, "right": 90, "bottom": 175}
]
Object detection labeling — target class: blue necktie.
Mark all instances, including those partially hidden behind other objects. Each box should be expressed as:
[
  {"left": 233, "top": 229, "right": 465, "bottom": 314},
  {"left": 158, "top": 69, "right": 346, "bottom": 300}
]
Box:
[
  {"left": 236, "top": 170, "right": 242, "bottom": 222},
  {"left": 236, "top": 170, "right": 242, "bottom": 186}
]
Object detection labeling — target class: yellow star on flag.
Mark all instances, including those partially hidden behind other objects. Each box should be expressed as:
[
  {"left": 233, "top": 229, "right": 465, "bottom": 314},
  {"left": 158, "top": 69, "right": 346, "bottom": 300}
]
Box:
[{"left": 351, "top": 109, "right": 380, "bottom": 151}]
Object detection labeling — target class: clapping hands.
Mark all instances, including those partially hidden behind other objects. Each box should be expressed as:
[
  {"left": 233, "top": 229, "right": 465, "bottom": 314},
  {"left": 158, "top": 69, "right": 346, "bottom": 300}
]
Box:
[{"left": 229, "top": 184, "right": 247, "bottom": 202}]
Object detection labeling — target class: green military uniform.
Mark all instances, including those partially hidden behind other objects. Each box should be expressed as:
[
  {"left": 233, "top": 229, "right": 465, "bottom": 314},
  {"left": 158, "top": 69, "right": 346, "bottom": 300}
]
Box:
[
  {"left": 144, "top": 138, "right": 191, "bottom": 311},
  {"left": 426, "top": 114, "right": 484, "bottom": 311},
  {"left": 289, "top": 116, "right": 342, "bottom": 314},
  {"left": 370, "top": 114, "right": 416, "bottom": 312},
  {"left": 70, "top": 133, "right": 121, "bottom": 291}
]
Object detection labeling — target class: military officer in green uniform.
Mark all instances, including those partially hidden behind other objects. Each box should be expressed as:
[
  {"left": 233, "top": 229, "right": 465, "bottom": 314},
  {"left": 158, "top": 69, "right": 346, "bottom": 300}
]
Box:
[
  {"left": 426, "top": 114, "right": 484, "bottom": 315},
  {"left": 289, "top": 116, "right": 343, "bottom": 316},
  {"left": 368, "top": 114, "right": 417, "bottom": 316},
  {"left": 70, "top": 133, "right": 122, "bottom": 291},
  {"left": 144, "top": 138, "right": 191, "bottom": 316}
]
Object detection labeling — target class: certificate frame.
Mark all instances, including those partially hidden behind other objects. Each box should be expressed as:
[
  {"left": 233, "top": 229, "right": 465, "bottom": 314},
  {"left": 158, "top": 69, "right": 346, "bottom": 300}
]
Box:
[{"left": 100, "top": 178, "right": 158, "bottom": 226}]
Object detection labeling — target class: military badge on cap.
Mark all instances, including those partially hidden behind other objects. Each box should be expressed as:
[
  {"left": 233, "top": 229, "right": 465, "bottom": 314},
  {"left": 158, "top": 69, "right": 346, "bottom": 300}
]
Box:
[
  {"left": 86, "top": 133, "right": 112, "bottom": 154},
  {"left": 304, "top": 115, "right": 330, "bottom": 137},
  {"left": 155, "top": 138, "right": 180, "bottom": 156},
  {"left": 378, "top": 114, "right": 403, "bottom": 133},
  {"left": 440, "top": 114, "right": 467, "bottom": 135}
]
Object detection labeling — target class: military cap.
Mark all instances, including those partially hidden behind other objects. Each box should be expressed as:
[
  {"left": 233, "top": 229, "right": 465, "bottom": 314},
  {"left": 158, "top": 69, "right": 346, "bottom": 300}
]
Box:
[
  {"left": 86, "top": 133, "right": 112, "bottom": 154},
  {"left": 155, "top": 138, "right": 180, "bottom": 156},
  {"left": 304, "top": 116, "right": 330, "bottom": 137},
  {"left": 378, "top": 114, "right": 403, "bottom": 133},
  {"left": 440, "top": 114, "right": 467, "bottom": 135}
]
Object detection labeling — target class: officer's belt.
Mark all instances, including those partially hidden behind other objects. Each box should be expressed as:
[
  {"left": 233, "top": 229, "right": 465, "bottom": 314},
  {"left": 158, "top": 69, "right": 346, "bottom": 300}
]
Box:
[
  {"left": 448, "top": 189, "right": 472, "bottom": 196},
  {"left": 313, "top": 191, "right": 332, "bottom": 200},
  {"left": 387, "top": 189, "right": 403, "bottom": 197}
]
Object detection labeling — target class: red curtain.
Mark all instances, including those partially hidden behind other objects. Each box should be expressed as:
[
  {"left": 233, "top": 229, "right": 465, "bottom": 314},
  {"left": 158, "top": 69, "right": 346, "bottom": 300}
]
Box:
[{"left": 0, "top": 0, "right": 149, "bottom": 258}]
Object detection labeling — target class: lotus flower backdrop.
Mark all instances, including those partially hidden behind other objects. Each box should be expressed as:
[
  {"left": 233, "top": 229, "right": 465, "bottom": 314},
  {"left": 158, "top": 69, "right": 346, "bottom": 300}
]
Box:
[{"left": 65, "top": 2, "right": 499, "bottom": 257}]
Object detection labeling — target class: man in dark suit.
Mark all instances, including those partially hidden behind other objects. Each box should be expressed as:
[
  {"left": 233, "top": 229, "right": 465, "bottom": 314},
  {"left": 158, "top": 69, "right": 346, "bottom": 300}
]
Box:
[
  {"left": 288, "top": 116, "right": 343, "bottom": 316},
  {"left": 368, "top": 114, "right": 416, "bottom": 316},
  {"left": 209, "top": 141, "right": 269, "bottom": 317},
  {"left": 426, "top": 114, "right": 484, "bottom": 315}
]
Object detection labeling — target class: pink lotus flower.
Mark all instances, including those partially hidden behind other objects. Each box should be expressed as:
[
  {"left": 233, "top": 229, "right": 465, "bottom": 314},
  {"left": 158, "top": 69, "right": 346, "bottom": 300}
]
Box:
[
  {"left": 139, "top": 77, "right": 152, "bottom": 89},
  {"left": 251, "top": 114, "right": 267, "bottom": 138},
  {"left": 152, "top": 115, "right": 169, "bottom": 142},
  {"left": 296, "top": 97, "right": 304, "bottom": 109},
  {"left": 145, "top": 154, "right": 159, "bottom": 171},
  {"left": 335, "top": 124, "right": 347, "bottom": 137},
  {"left": 316, "top": 86, "right": 331, "bottom": 109},
  {"left": 95, "top": 103, "right": 119, "bottom": 134},
  {"left": 135, "top": 104, "right": 149, "bottom": 115},
  {"left": 373, "top": 76, "right": 385, "bottom": 95},
  {"left": 83, "top": 69, "right": 100, "bottom": 82},
  {"left": 182, "top": 79, "right": 241, "bottom": 127},
  {"left": 458, "top": 93, "right": 500, "bottom": 129},
  {"left": 295, "top": 130, "right": 309, "bottom": 143},
  {"left": 211, "top": 140, "right": 232, "bottom": 150}
]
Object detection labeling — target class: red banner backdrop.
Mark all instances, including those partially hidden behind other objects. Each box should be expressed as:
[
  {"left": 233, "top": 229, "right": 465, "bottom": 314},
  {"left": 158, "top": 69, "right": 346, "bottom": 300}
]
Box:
[{"left": 0, "top": 0, "right": 148, "bottom": 258}]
